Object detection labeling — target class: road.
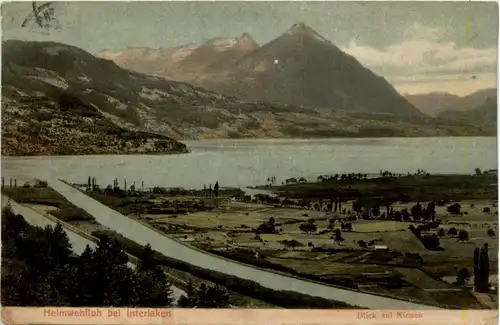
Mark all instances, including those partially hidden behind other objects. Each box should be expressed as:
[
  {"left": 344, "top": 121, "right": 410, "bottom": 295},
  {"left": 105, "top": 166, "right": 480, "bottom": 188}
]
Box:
[
  {"left": 49, "top": 179, "right": 440, "bottom": 309},
  {"left": 1, "top": 195, "right": 186, "bottom": 303}
]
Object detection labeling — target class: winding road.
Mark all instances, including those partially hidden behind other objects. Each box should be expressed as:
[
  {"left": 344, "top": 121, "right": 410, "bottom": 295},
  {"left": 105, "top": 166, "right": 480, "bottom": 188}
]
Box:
[
  {"left": 1, "top": 195, "right": 186, "bottom": 303},
  {"left": 48, "top": 179, "right": 440, "bottom": 309}
]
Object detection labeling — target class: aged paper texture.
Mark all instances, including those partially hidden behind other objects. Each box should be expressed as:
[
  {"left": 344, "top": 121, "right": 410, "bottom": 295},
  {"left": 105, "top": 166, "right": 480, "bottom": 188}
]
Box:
[{"left": 1, "top": 1, "right": 498, "bottom": 325}]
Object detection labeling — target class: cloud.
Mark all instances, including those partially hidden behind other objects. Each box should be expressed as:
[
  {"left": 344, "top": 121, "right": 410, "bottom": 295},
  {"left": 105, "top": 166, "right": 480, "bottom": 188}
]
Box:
[
  {"left": 342, "top": 22, "right": 497, "bottom": 95},
  {"left": 403, "top": 22, "right": 440, "bottom": 42},
  {"left": 395, "top": 72, "right": 497, "bottom": 96},
  {"left": 344, "top": 39, "right": 497, "bottom": 74}
]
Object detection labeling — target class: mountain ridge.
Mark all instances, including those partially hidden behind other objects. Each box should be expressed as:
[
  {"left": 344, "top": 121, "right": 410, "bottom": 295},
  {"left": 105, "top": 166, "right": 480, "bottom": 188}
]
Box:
[
  {"left": 95, "top": 23, "right": 423, "bottom": 118},
  {"left": 406, "top": 88, "right": 497, "bottom": 117},
  {"left": 2, "top": 39, "right": 495, "bottom": 157}
]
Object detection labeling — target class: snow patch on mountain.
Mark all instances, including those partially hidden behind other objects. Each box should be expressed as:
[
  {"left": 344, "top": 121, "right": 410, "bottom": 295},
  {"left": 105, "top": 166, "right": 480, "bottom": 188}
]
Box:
[
  {"left": 98, "top": 51, "right": 122, "bottom": 60},
  {"left": 139, "top": 87, "right": 170, "bottom": 101},
  {"left": 104, "top": 94, "right": 127, "bottom": 111},
  {"left": 43, "top": 45, "right": 71, "bottom": 56},
  {"left": 77, "top": 74, "right": 92, "bottom": 83},
  {"left": 7, "top": 86, "right": 29, "bottom": 97},
  {"left": 170, "top": 44, "right": 200, "bottom": 61},
  {"left": 28, "top": 75, "right": 69, "bottom": 89},
  {"left": 206, "top": 37, "right": 239, "bottom": 51}
]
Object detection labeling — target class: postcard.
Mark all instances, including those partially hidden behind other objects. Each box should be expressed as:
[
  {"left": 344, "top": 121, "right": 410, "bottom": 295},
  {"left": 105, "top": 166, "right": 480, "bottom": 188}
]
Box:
[{"left": 1, "top": 1, "right": 498, "bottom": 324}]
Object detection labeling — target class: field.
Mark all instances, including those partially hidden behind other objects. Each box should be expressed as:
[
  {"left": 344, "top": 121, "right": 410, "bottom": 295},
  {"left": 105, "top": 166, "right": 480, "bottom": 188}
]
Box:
[
  {"left": 133, "top": 197, "right": 496, "bottom": 308},
  {"left": 0, "top": 183, "right": 276, "bottom": 308},
  {"left": 255, "top": 173, "right": 498, "bottom": 202},
  {"left": 49, "top": 174, "right": 499, "bottom": 309}
]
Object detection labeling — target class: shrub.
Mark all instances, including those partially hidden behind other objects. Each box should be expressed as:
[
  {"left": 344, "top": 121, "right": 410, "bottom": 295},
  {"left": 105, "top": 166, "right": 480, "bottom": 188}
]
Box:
[
  {"left": 456, "top": 268, "right": 471, "bottom": 286},
  {"left": 421, "top": 234, "right": 441, "bottom": 250},
  {"left": 34, "top": 179, "right": 48, "bottom": 188},
  {"left": 48, "top": 206, "right": 95, "bottom": 222},
  {"left": 447, "top": 203, "right": 461, "bottom": 215},
  {"left": 458, "top": 230, "right": 469, "bottom": 242},
  {"left": 447, "top": 227, "right": 458, "bottom": 235}
]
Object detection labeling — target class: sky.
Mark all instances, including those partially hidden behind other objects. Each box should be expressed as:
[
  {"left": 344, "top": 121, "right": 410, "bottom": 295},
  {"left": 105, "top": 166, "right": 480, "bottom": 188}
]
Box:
[{"left": 2, "top": 1, "right": 498, "bottom": 96}]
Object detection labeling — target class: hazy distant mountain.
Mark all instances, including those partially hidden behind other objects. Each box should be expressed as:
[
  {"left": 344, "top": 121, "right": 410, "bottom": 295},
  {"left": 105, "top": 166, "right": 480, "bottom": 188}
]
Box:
[
  {"left": 454, "top": 88, "right": 498, "bottom": 111},
  {"left": 405, "top": 92, "right": 462, "bottom": 117},
  {"left": 2, "top": 40, "right": 493, "bottom": 154},
  {"left": 436, "top": 93, "right": 497, "bottom": 127},
  {"left": 406, "top": 88, "right": 497, "bottom": 117},
  {"left": 96, "top": 23, "right": 423, "bottom": 118}
]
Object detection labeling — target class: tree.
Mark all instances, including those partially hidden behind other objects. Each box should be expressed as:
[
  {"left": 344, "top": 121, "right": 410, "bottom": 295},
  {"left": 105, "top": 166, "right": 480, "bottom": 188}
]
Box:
[
  {"left": 136, "top": 269, "right": 173, "bottom": 307},
  {"left": 474, "top": 244, "right": 490, "bottom": 293},
  {"left": 456, "top": 268, "right": 471, "bottom": 286},
  {"left": 289, "top": 239, "right": 298, "bottom": 250},
  {"left": 458, "top": 230, "right": 469, "bottom": 242},
  {"left": 475, "top": 168, "right": 482, "bottom": 175},
  {"left": 352, "top": 200, "right": 362, "bottom": 214},
  {"left": 268, "top": 217, "right": 275, "bottom": 227},
  {"left": 478, "top": 244, "right": 490, "bottom": 293},
  {"left": 334, "top": 229, "right": 344, "bottom": 244},
  {"left": 200, "top": 284, "right": 230, "bottom": 308},
  {"left": 256, "top": 218, "right": 276, "bottom": 234},
  {"left": 138, "top": 244, "right": 158, "bottom": 272},
  {"left": 2, "top": 208, "right": 175, "bottom": 307},
  {"left": 411, "top": 203, "right": 423, "bottom": 220},
  {"left": 437, "top": 228, "right": 445, "bottom": 237},
  {"left": 401, "top": 209, "right": 410, "bottom": 221},
  {"left": 214, "top": 181, "right": 219, "bottom": 198},
  {"left": 447, "top": 203, "right": 461, "bottom": 215},
  {"left": 427, "top": 201, "right": 436, "bottom": 221},
  {"left": 447, "top": 227, "right": 458, "bottom": 235},
  {"left": 299, "top": 223, "right": 317, "bottom": 233},
  {"left": 473, "top": 247, "right": 480, "bottom": 291},
  {"left": 89, "top": 234, "right": 139, "bottom": 306},
  {"left": 47, "top": 223, "right": 73, "bottom": 266},
  {"left": 357, "top": 240, "right": 367, "bottom": 249},
  {"left": 487, "top": 229, "right": 495, "bottom": 237},
  {"left": 177, "top": 280, "right": 196, "bottom": 307},
  {"left": 421, "top": 234, "right": 441, "bottom": 250}
]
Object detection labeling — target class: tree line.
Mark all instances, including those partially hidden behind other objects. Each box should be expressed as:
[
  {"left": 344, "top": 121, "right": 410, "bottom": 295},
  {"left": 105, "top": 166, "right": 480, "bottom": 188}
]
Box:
[{"left": 1, "top": 206, "right": 229, "bottom": 307}]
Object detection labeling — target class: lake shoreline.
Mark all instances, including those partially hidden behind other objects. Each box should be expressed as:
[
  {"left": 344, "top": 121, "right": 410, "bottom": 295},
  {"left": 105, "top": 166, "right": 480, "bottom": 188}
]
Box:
[
  {"left": 1, "top": 137, "right": 496, "bottom": 192},
  {"left": 2, "top": 135, "right": 497, "bottom": 158}
]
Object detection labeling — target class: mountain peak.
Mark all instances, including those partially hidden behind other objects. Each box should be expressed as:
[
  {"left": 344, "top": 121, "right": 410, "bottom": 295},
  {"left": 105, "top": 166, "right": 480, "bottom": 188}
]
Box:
[
  {"left": 284, "top": 22, "right": 331, "bottom": 45},
  {"left": 289, "top": 22, "right": 309, "bottom": 32},
  {"left": 240, "top": 32, "right": 253, "bottom": 39},
  {"left": 236, "top": 32, "right": 259, "bottom": 50},
  {"left": 287, "top": 22, "right": 319, "bottom": 36}
]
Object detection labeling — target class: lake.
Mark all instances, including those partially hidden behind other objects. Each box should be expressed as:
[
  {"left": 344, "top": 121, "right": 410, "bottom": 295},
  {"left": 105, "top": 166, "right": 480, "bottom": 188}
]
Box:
[{"left": 1, "top": 137, "right": 497, "bottom": 190}]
